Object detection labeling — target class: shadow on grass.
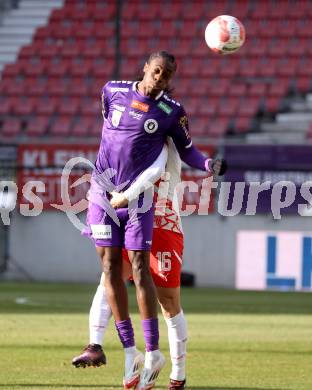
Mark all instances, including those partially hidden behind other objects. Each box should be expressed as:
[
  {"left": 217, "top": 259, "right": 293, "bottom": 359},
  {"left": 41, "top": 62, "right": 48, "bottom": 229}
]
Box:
[{"left": 0, "top": 385, "right": 289, "bottom": 390}]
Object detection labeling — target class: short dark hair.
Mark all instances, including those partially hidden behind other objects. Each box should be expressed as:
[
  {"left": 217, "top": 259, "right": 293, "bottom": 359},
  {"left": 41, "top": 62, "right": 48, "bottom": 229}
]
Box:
[{"left": 147, "top": 51, "right": 177, "bottom": 73}]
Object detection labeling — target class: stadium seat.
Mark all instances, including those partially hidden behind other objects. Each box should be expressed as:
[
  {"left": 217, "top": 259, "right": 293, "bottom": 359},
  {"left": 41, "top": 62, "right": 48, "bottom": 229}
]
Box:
[
  {"left": 234, "top": 117, "right": 252, "bottom": 134},
  {"left": 80, "top": 98, "right": 101, "bottom": 117},
  {"left": 237, "top": 98, "right": 260, "bottom": 117},
  {"left": 208, "top": 118, "right": 229, "bottom": 138},
  {"left": 58, "top": 98, "right": 80, "bottom": 116},
  {"left": 36, "top": 97, "right": 59, "bottom": 116},
  {"left": 228, "top": 84, "right": 247, "bottom": 97},
  {"left": 25, "top": 116, "right": 50, "bottom": 137},
  {"left": 13, "top": 97, "right": 36, "bottom": 116},
  {"left": 1, "top": 118, "right": 21, "bottom": 137},
  {"left": 217, "top": 98, "right": 239, "bottom": 117},
  {"left": 0, "top": 98, "right": 12, "bottom": 115},
  {"left": 72, "top": 117, "right": 93, "bottom": 137},
  {"left": 50, "top": 117, "right": 72, "bottom": 136},
  {"left": 198, "top": 98, "right": 218, "bottom": 117}
]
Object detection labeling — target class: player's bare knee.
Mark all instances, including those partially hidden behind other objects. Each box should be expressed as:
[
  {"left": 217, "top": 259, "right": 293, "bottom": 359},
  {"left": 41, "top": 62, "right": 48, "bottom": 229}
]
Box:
[
  {"left": 102, "top": 259, "right": 122, "bottom": 283},
  {"left": 131, "top": 253, "right": 150, "bottom": 285},
  {"left": 159, "top": 296, "right": 180, "bottom": 318}
]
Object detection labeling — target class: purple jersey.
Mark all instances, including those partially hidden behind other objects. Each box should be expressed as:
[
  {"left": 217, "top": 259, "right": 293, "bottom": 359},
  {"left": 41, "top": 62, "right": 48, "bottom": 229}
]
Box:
[{"left": 94, "top": 80, "right": 200, "bottom": 190}]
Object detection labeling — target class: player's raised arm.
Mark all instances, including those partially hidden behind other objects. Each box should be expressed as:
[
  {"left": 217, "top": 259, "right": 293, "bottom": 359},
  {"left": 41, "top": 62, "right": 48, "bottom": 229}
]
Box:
[
  {"left": 110, "top": 143, "right": 168, "bottom": 208},
  {"left": 169, "top": 107, "right": 227, "bottom": 176}
]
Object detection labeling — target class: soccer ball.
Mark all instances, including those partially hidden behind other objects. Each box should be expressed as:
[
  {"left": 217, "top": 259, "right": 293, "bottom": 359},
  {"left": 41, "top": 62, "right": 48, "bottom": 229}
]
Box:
[{"left": 205, "top": 15, "right": 245, "bottom": 55}]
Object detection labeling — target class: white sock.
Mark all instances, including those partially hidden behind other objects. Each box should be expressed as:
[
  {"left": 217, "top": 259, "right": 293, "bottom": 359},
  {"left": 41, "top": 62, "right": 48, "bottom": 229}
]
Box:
[
  {"left": 89, "top": 284, "right": 112, "bottom": 345},
  {"left": 124, "top": 346, "right": 138, "bottom": 374},
  {"left": 144, "top": 349, "right": 162, "bottom": 369},
  {"left": 165, "top": 311, "right": 187, "bottom": 381}
]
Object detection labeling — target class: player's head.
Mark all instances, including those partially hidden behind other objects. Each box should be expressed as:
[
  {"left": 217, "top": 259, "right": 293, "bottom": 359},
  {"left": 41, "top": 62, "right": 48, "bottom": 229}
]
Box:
[{"left": 142, "top": 51, "right": 177, "bottom": 96}]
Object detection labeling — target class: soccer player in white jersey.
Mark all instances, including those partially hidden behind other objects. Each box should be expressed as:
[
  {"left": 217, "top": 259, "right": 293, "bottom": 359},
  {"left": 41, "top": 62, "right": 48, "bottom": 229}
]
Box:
[{"left": 74, "top": 138, "right": 225, "bottom": 390}]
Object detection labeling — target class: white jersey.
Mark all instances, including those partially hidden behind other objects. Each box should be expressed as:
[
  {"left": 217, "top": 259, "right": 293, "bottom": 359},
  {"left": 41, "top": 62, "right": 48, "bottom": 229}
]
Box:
[{"left": 154, "top": 138, "right": 183, "bottom": 234}]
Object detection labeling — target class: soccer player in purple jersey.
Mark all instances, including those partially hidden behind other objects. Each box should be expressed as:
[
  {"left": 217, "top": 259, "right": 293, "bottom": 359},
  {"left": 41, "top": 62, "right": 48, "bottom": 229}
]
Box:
[{"left": 83, "top": 51, "right": 226, "bottom": 389}]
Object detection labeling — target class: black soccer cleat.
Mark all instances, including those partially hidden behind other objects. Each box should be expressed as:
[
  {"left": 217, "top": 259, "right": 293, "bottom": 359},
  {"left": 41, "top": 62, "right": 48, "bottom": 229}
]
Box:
[{"left": 72, "top": 344, "right": 106, "bottom": 368}]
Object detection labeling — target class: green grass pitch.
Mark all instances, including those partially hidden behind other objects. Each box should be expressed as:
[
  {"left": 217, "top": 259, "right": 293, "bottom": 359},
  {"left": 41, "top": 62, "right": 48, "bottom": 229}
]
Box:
[{"left": 0, "top": 282, "right": 311, "bottom": 390}]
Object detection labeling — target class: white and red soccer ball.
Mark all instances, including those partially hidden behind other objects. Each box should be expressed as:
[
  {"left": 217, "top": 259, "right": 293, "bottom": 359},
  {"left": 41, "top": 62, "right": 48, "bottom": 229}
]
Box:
[{"left": 205, "top": 15, "right": 245, "bottom": 55}]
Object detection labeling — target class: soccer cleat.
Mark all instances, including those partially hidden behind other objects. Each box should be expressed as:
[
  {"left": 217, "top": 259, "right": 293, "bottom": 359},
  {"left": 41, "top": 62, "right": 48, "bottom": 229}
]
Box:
[
  {"left": 123, "top": 350, "right": 145, "bottom": 389},
  {"left": 135, "top": 352, "right": 165, "bottom": 390},
  {"left": 168, "top": 379, "right": 186, "bottom": 390},
  {"left": 72, "top": 344, "right": 106, "bottom": 368}
]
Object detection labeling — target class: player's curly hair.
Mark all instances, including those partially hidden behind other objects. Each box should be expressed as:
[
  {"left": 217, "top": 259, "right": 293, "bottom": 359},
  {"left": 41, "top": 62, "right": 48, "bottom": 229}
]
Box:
[{"left": 147, "top": 50, "right": 177, "bottom": 73}]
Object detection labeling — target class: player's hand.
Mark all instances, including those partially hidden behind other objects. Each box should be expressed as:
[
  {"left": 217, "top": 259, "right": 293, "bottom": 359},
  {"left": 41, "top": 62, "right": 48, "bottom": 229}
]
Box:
[
  {"left": 208, "top": 158, "right": 227, "bottom": 176},
  {"left": 110, "top": 191, "right": 128, "bottom": 208}
]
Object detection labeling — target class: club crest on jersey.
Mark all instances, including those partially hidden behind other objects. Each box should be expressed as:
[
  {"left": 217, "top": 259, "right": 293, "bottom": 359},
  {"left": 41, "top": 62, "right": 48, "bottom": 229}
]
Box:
[
  {"left": 111, "top": 109, "right": 122, "bottom": 127},
  {"left": 144, "top": 119, "right": 158, "bottom": 134},
  {"left": 131, "top": 100, "right": 149, "bottom": 112}
]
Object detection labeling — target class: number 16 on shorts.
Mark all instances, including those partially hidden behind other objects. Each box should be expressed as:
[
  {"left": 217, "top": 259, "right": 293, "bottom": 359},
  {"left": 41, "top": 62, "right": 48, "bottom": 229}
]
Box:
[{"left": 157, "top": 252, "right": 172, "bottom": 271}]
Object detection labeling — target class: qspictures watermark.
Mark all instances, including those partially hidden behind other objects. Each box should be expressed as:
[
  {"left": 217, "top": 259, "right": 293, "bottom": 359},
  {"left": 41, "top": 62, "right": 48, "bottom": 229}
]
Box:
[{"left": 1, "top": 157, "right": 312, "bottom": 230}]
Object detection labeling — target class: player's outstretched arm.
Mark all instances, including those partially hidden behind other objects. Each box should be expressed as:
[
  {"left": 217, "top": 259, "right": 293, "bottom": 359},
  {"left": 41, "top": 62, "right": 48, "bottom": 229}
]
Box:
[
  {"left": 110, "top": 144, "right": 168, "bottom": 208},
  {"left": 169, "top": 108, "right": 227, "bottom": 176}
]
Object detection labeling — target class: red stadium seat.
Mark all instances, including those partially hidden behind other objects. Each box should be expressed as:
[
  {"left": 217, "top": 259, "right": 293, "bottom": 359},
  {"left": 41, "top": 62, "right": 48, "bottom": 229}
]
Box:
[
  {"left": 72, "top": 117, "right": 93, "bottom": 137},
  {"left": 137, "top": 3, "right": 159, "bottom": 20},
  {"left": 80, "top": 98, "right": 101, "bottom": 117},
  {"left": 6, "top": 80, "right": 25, "bottom": 96},
  {"left": 248, "top": 83, "right": 267, "bottom": 97},
  {"left": 46, "top": 59, "right": 69, "bottom": 77},
  {"left": 18, "top": 45, "right": 37, "bottom": 59},
  {"left": 234, "top": 117, "right": 252, "bottom": 134},
  {"left": 237, "top": 98, "right": 260, "bottom": 117},
  {"left": 25, "top": 116, "right": 50, "bottom": 136},
  {"left": 218, "top": 98, "right": 239, "bottom": 117},
  {"left": 50, "top": 117, "right": 72, "bottom": 136},
  {"left": 0, "top": 98, "right": 12, "bottom": 115},
  {"left": 13, "top": 97, "right": 36, "bottom": 116},
  {"left": 198, "top": 98, "right": 218, "bottom": 117},
  {"left": 264, "top": 97, "right": 282, "bottom": 113},
  {"left": 296, "top": 77, "right": 312, "bottom": 93},
  {"left": 68, "top": 79, "right": 90, "bottom": 96},
  {"left": 257, "top": 59, "right": 277, "bottom": 77},
  {"left": 228, "top": 84, "right": 247, "bottom": 97},
  {"left": 159, "top": 3, "right": 181, "bottom": 20},
  {"left": 208, "top": 118, "right": 229, "bottom": 138},
  {"left": 58, "top": 98, "right": 80, "bottom": 116},
  {"left": 268, "top": 79, "right": 289, "bottom": 96},
  {"left": 1, "top": 63, "right": 23, "bottom": 79},
  {"left": 70, "top": 58, "right": 92, "bottom": 77},
  {"left": 208, "top": 79, "right": 230, "bottom": 97},
  {"left": 48, "top": 78, "right": 68, "bottom": 97},
  {"left": 276, "top": 59, "right": 298, "bottom": 77},
  {"left": 1, "top": 118, "right": 21, "bottom": 137},
  {"left": 36, "top": 97, "right": 59, "bottom": 115}
]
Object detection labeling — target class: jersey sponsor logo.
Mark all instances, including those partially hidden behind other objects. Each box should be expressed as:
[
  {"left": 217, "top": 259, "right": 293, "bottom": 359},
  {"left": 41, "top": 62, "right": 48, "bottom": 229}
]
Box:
[
  {"left": 112, "top": 109, "right": 122, "bottom": 127},
  {"left": 110, "top": 87, "right": 129, "bottom": 92},
  {"left": 131, "top": 100, "right": 149, "bottom": 112},
  {"left": 129, "top": 110, "right": 143, "bottom": 120},
  {"left": 157, "top": 101, "right": 173, "bottom": 115},
  {"left": 144, "top": 119, "right": 158, "bottom": 134},
  {"left": 113, "top": 104, "right": 126, "bottom": 112},
  {"left": 90, "top": 224, "right": 112, "bottom": 239}
]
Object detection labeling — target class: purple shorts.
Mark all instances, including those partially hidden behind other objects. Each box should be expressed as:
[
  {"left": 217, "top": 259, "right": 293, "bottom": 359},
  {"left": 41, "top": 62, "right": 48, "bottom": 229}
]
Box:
[{"left": 82, "top": 198, "right": 155, "bottom": 251}]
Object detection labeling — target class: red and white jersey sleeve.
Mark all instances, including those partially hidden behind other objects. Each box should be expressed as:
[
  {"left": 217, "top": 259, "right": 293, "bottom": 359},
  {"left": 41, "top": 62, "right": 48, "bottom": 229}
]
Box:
[{"left": 154, "top": 138, "right": 183, "bottom": 235}]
